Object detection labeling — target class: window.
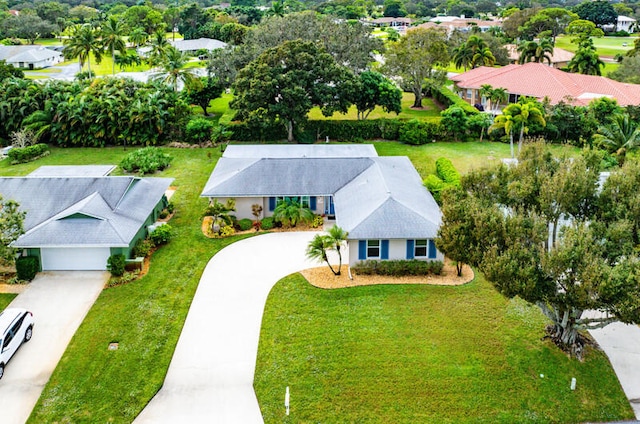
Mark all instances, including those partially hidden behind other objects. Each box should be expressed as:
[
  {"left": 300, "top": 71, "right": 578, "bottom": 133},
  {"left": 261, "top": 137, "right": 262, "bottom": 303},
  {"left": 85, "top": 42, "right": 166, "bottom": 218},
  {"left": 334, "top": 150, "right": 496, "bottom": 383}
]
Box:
[
  {"left": 367, "top": 240, "right": 380, "bottom": 258},
  {"left": 276, "top": 196, "right": 310, "bottom": 207},
  {"left": 414, "top": 240, "right": 428, "bottom": 257}
]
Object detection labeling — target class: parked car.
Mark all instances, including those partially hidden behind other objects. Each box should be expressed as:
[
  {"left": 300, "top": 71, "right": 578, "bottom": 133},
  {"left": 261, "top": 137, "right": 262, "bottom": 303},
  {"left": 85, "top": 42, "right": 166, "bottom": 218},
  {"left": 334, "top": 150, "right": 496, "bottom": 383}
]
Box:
[{"left": 0, "top": 308, "right": 34, "bottom": 379}]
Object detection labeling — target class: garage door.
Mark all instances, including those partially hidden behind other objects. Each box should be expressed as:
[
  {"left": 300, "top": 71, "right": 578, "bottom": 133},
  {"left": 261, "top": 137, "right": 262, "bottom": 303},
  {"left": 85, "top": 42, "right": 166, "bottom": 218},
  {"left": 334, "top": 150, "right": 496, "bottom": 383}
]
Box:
[{"left": 41, "top": 247, "right": 111, "bottom": 271}]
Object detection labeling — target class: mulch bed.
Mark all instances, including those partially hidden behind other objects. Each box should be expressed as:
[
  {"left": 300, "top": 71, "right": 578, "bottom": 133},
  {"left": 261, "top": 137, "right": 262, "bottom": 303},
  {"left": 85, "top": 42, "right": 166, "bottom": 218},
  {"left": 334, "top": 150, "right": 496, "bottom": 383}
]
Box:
[{"left": 301, "top": 260, "right": 474, "bottom": 289}]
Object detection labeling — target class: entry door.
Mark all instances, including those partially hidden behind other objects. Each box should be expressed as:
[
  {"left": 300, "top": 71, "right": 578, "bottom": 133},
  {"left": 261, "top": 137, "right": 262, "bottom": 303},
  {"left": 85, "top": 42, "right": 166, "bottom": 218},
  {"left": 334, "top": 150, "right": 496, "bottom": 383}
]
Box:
[{"left": 324, "top": 196, "right": 335, "bottom": 216}]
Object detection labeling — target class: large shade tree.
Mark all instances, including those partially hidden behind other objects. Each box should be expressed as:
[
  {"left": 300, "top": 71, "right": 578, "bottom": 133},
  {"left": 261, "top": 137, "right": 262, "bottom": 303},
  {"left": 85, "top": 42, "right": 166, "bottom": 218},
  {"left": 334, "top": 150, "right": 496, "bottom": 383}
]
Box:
[
  {"left": 347, "top": 71, "right": 402, "bottom": 120},
  {"left": 437, "top": 144, "right": 640, "bottom": 358},
  {"left": 384, "top": 27, "right": 449, "bottom": 108},
  {"left": 231, "top": 40, "right": 353, "bottom": 142}
]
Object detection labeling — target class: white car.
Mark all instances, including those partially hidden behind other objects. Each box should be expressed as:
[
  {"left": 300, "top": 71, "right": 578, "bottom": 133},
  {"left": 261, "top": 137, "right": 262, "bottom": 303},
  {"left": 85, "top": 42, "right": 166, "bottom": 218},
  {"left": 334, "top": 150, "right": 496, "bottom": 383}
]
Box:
[{"left": 0, "top": 308, "right": 34, "bottom": 379}]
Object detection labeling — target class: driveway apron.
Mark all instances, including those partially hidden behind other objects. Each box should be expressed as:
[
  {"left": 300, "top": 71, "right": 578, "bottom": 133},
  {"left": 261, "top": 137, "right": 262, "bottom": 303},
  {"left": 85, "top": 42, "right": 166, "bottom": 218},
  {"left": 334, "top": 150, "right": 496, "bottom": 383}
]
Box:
[
  {"left": 135, "top": 232, "right": 318, "bottom": 423},
  {"left": 0, "top": 271, "right": 107, "bottom": 424},
  {"left": 589, "top": 322, "right": 640, "bottom": 419}
]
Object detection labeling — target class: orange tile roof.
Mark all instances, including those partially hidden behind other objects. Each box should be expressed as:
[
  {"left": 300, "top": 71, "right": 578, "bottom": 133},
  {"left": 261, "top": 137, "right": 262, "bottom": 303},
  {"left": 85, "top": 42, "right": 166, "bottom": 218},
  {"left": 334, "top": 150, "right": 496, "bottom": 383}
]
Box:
[
  {"left": 504, "top": 44, "right": 574, "bottom": 64},
  {"left": 450, "top": 62, "right": 640, "bottom": 106}
]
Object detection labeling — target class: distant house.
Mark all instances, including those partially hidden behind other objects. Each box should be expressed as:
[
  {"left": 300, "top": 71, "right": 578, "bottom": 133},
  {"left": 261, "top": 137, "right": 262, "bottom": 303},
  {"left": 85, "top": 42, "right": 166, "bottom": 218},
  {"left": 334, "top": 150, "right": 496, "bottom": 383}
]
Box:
[
  {"left": 170, "top": 38, "right": 227, "bottom": 55},
  {"left": 504, "top": 44, "right": 574, "bottom": 69},
  {"left": 0, "top": 45, "right": 62, "bottom": 70},
  {"left": 414, "top": 16, "right": 502, "bottom": 34},
  {"left": 370, "top": 17, "right": 414, "bottom": 29},
  {"left": 451, "top": 62, "right": 640, "bottom": 111},
  {"left": 201, "top": 145, "right": 443, "bottom": 266},
  {"left": 0, "top": 166, "right": 173, "bottom": 271},
  {"left": 616, "top": 15, "right": 636, "bottom": 33}
]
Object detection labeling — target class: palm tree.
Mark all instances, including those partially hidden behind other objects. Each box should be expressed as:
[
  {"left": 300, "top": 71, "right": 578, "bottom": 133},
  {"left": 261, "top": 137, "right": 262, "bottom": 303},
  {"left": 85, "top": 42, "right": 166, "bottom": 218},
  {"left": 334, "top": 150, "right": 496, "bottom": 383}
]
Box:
[
  {"left": 489, "top": 87, "right": 507, "bottom": 114},
  {"left": 272, "top": 199, "right": 314, "bottom": 228},
  {"left": 149, "top": 46, "right": 199, "bottom": 91},
  {"left": 518, "top": 39, "right": 554, "bottom": 65},
  {"left": 115, "top": 51, "right": 142, "bottom": 71},
  {"left": 594, "top": 113, "right": 640, "bottom": 165},
  {"left": 203, "top": 199, "right": 236, "bottom": 233},
  {"left": 567, "top": 46, "right": 604, "bottom": 75},
  {"left": 452, "top": 44, "right": 474, "bottom": 71},
  {"left": 129, "top": 27, "right": 149, "bottom": 49},
  {"left": 306, "top": 234, "right": 339, "bottom": 275},
  {"left": 268, "top": 0, "right": 285, "bottom": 17},
  {"left": 326, "top": 225, "right": 348, "bottom": 275},
  {"left": 147, "top": 31, "right": 170, "bottom": 68},
  {"left": 472, "top": 46, "right": 496, "bottom": 68},
  {"left": 490, "top": 111, "right": 518, "bottom": 158},
  {"left": 492, "top": 101, "right": 546, "bottom": 158},
  {"left": 479, "top": 84, "right": 493, "bottom": 111},
  {"left": 101, "top": 17, "right": 127, "bottom": 75},
  {"left": 63, "top": 23, "right": 103, "bottom": 78}
]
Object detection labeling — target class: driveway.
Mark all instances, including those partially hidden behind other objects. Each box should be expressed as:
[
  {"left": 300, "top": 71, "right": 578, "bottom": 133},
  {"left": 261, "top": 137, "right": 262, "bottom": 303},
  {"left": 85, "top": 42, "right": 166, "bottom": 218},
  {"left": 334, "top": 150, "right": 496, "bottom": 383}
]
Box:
[
  {"left": 135, "top": 232, "right": 318, "bottom": 423},
  {"left": 589, "top": 322, "right": 640, "bottom": 419},
  {"left": 0, "top": 271, "right": 107, "bottom": 424}
]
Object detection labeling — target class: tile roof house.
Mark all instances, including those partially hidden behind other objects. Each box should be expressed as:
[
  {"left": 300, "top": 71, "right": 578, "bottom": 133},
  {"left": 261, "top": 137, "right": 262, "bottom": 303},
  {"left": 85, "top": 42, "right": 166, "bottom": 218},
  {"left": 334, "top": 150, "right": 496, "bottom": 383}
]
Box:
[
  {"left": 451, "top": 62, "right": 640, "bottom": 111},
  {"left": 504, "top": 44, "right": 574, "bottom": 69},
  {"left": 0, "top": 45, "right": 63, "bottom": 69},
  {"left": 0, "top": 167, "right": 172, "bottom": 271},
  {"left": 414, "top": 16, "right": 502, "bottom": 33},
  {"left": 201, "top": 145, "right": 443, "bottom": 266}
]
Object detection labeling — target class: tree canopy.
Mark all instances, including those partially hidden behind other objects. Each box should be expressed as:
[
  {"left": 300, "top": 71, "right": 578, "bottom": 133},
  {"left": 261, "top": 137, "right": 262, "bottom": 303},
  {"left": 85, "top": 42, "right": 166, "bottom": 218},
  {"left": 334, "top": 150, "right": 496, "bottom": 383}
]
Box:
[
  {"left": 437, "top": 144, "right": 640, "bottom": 358},
  {"left": 573, "top": 1, "right": 617, "bottom": 28},
  {"left": 0, "top": 196, "right": 25, "bottom": 266}
]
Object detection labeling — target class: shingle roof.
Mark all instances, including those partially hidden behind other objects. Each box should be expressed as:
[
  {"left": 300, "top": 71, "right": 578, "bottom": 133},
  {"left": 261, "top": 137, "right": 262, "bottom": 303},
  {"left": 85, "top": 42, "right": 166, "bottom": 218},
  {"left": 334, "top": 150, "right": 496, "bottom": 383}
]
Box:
[
  {"left": 201, "top": 145, "right": 441, "bottom": 239},
  {"left": 223, "top": 144, "right": 377, "bottom": 158},
  {"left": 6, "top": 48, "right": 61, "bottom": 64},
  {"left": 170, "top": 38, "right": 227, "bottom": 52},
  {"left": 29, "top": 165, "right": 116, "bottom": 177},
  {"left": 451, "top": 62, "right": 640, "bottom": 106},
  {"left": 0, "top": 176, "right": 172, "bottom": 248}
]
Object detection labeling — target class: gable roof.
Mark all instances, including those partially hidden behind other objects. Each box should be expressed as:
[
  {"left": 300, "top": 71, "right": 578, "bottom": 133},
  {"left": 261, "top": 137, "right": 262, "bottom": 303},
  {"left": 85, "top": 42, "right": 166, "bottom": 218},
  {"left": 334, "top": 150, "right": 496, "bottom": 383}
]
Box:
[
  {"left": 29, "top": 165, "right": 116, "bottom": 177},
  {"left": 201, "top": 145, "right": 441, "bottom": 239},
  {"left": 170, "top": 38, "right": 227, "bottom": 52},
  {"left": 0, "top": 45, "right": 61, "bottom": 63},
  {"left": 451, "top": 62, "right": 640, "bottom": 106},
  {"left": 0, "top": 176, "right": 172, "bottom": 248}
]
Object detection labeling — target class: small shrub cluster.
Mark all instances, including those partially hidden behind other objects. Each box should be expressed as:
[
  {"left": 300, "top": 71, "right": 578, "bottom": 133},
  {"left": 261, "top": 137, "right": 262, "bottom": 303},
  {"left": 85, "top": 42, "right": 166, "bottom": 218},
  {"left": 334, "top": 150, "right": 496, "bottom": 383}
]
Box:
[
  {"left": 150, "top": 224, "right": 173, "bottom": 245},
  {"left": 106, "top": 270, "right": 140, "bottom": 288},
  {"left": 120, "top": 147, "right": 173, "bottom": 175},
  {"left": 310, "top": 215, "right": 325, "bottom": 228},
  {"left": 15, "top": 256, "right": 39, "bottom": 281},
  {"left": 107, "top": 254, "right": 126, "bottom": 277},
  {"left": 353, "top": 260, "right": 444, "bottom": 276},
  {"left": 261, "top": 216, "right": 275, "bottom": 230},
  {"left": 186, "top": 117, "right": 215, "bottom": 144},
  {"left": 424, "top": 158, "right": 461, "bottom": 203},
  {"left": 220, "top": 225, "right": 235, "bottom": 237},
  {"left": 237, "top": 218, "right": 253, "bottom": 231},
  {"left": 399, "top": 119, "right": 442, "bottom": 145},
  {"left": 159, "top": 210, "right": 169, "bottom": 219},
  {"left": 132, "top": 238, "right": 154, "bottom": 258},
  {"left": 8, "top": 143, "right": 49, "bottom": 164}
]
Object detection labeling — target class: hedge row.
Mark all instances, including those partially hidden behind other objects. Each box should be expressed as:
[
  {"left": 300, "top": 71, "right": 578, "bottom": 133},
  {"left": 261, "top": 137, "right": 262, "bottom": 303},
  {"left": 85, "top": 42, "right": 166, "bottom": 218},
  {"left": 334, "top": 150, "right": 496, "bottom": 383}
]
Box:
[
  {"left": 8, "top": 143, "right": 49, "bottom": 164},
  {"left": 435, "top": 157, "right": 461, "bottom": 186},
  {"left": 16, "top": 256, "right": 39, "bottom": 281},
  {"left": 353, "top": 259, "right": 444, "bottom": 276},
  {"left": 430, "top": 85, "right": 479, "bottom": 115}
]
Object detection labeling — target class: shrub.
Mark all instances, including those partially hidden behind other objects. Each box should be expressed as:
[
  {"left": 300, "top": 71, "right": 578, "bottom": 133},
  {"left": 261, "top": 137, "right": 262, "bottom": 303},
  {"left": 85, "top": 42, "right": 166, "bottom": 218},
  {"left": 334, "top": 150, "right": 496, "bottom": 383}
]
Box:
[
  {"left": 310, "top": 214, "right": 324, "bottom": 228},
  {"left": 219, "top": 225, "right": 235, "bottom": 237},
  {"left": 399, "top": 119, "right": 442, "bottom": 145},
  {"left": 15, "top": 256, "right": 39, "bottom": 281},
  {"left": 424, "top": 174, "right": 446, "bottom": 203},
  {"left": 7, "top": 143, "right": 49, "bottom": 164},
  {"left": 261, "top": 216, "right": 275, "bottom": 230},
  {"left": 107, "top": 254, "right": 126, "bottom": 277},
  {"left": 430, "top": 85, "right": 479, "bottom": 115},
  {"left": 149, "top": 224, "right": 173, "bottom": 245},
  {"left": 166, "top": 202, "right": 175, "bottom": 213},
  {"left": 106, "top": 270, "right": 140, "bottom": 288},
  {"left": 120, "top": 147, "right": 172, "bottom": 175},
  {"left": 352, "top": 260, "right": 444, "bottom": 277},
  {"left": 159, "top": 210, "right": 169, "bottom": 219},
  {"left": 440, "top": 106, "right": 468, "bottom": 140},
  {"left": 132, "top": 238, "right": 153, "bottom": 258},
  {"left": 237, "top": 218, "right": 253, "bottom": 231},
  {"left": 186, "top": 117, "right": 215, "bottom": 144},
  {"left": 436, "top": 157, "right": 461, "bottom": 186}
]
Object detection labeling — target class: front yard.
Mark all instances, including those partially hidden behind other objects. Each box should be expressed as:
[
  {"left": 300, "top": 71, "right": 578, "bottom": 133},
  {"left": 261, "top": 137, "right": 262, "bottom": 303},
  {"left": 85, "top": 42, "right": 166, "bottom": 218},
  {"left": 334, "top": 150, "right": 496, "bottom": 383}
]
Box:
[{"left": 0, "top": 142, "right": 628, "bottom": 422}]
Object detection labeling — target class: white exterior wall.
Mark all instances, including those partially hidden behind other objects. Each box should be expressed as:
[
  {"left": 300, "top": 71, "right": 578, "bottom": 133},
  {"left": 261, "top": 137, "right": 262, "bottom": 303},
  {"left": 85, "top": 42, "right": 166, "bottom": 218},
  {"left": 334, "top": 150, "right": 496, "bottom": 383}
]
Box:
[{"left": 347, "top": 239, "right": 445, "bottom": 267}]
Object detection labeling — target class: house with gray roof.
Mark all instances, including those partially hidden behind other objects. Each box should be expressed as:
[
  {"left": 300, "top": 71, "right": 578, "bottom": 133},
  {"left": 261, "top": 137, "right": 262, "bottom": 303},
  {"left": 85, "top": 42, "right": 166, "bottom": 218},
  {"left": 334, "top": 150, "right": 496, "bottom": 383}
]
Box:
[
  {"left": 201, "top": 145, "right": 443, "bottom": 266},
  {"left": 170, "top": 38, "right": 227, "bottom": 55},
  {"left": 0, "top": 167, "right": 172, "bottom": 271},
  {"left": 0, "top": 45, "right": 62, "bottom": 69}
]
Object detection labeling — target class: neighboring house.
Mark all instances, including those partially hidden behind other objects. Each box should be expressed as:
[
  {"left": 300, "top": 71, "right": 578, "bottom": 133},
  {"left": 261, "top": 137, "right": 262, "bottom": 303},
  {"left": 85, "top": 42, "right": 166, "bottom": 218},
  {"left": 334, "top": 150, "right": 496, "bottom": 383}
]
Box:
[
  {"left": 0, "top": 45, "right": 63, "bottom": 70},
  {"left": 370, "top": 17, "right": 414, "bottom": 33},
  {"left": 0, "top": 166, "right": 172, "bottom": 271},
  {"left": 616, "top": 15, "right": 636, "bottom": 32},
  {"left": 504, "top": 44, "right": 574, "bottom": 69},
  {"left": 451, "top": 62, "right": 640, "bottom": 110},
  {"left": 414, "top": 16, "right": 501, "bottom": 33},
  {"left": 170, "top": 38, "right": 227, "bottom": 55},
  {"left": 201, "top": 145, "right": 443, "bottom": 266}
]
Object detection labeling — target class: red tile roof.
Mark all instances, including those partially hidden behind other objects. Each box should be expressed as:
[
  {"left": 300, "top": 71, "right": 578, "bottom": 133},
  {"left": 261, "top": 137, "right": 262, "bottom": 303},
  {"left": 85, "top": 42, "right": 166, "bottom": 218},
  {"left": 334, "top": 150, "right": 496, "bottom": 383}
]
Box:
[{"left": 450, "top": 63, "right": 640, "bottom": 106}]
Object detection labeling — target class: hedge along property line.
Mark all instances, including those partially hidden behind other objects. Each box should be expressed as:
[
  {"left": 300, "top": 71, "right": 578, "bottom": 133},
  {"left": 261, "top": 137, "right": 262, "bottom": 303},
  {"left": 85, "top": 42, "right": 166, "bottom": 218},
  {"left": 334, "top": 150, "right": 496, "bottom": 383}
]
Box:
[
  {"left": 424, "top": 157, "right": 461, "bottom": 203},
  {"left": 228, "top": 118, "right": 444, "bottom": 143},
  {"left": 7, "top": 143, "right": 50, "bottom": 164},
  {"left": 430, "top": 85, "right": 479, "bottom": 116}
]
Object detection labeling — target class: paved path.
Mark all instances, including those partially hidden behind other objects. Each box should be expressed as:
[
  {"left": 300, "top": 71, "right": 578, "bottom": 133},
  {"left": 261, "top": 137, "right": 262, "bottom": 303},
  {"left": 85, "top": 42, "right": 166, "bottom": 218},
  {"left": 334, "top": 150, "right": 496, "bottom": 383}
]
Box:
[
  {"left": 135, "top": 232, "right": 318, "bottom": 423},
  {"left": 589, "top": 322, "right": 640, "bottom": 419},
  {"left": 0, "top": 271, "right": 107, "bottom": 424}
]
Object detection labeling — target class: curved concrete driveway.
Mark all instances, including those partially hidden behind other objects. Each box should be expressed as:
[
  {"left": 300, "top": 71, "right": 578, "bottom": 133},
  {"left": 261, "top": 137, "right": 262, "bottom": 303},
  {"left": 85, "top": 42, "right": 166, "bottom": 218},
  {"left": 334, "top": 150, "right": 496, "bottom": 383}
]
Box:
[
  {"left": 0, "top": 271, "right": 107, "bottom": 424},
  {"left": 135, "top": 232, "right": 318, "bottom": 423}
]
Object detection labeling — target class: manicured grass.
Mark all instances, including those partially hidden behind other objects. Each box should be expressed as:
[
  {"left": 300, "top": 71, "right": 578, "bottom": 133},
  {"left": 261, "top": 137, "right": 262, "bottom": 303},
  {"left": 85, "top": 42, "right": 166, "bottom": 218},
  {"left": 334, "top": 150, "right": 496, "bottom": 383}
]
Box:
[
  {"left": 207, "top": 92, "right": 235, "bottom": 124},
  {"left": 255, "top": 273, "right": 634, "bottom": 423},
  {"left": 602, "top": 62, "right": 620, "bottom": 76},
  {"left": 555, "top": 35, "right": 636, "bottom": 57},
  {"left": 0, "top": 147, "right": 253, "bottom": 423},
  {"left": 0, "top": 294, "right": 17, "bottom": 310},
  {"left": 308, "top": 93, "right": 442, "bottom": 121}
]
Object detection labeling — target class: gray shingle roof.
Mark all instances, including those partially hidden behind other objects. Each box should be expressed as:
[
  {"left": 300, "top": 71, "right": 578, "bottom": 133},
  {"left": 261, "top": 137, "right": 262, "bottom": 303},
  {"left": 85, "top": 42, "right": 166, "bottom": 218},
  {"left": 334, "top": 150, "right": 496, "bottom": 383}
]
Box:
[
  {"left": 0, "top": 176, "right": 172, "bottom": 248},
  {"left": 170, "top": 38, "right": 227, "bottom": 52},
  {"left": 200, "top": 145, "right": 441, "bottom": 239},
  {"left": 223, "top": 144, "right": 378, "bottom": 158},
  {"left": 29, "top": 165, "right": 116, "bottom": 177}
]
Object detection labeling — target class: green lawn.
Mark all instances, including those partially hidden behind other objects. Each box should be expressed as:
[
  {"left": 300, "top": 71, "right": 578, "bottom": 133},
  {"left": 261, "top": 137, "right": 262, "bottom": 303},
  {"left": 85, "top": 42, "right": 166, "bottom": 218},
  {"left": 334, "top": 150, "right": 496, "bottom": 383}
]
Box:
[
  {"left": 308, "top": 93, "right": 442, "bottom": 121},
  {"left": 555, "top": 35, "right": 637, "bottom": 57},
  {"left": 0, "top": 294, "right": 17, "bottom": 311},
  {"left": 255, "top": 273, "right": 633, "bottom": 423},
  {"left": 0, "top": 141, "right": 619, "bottom": 422}
]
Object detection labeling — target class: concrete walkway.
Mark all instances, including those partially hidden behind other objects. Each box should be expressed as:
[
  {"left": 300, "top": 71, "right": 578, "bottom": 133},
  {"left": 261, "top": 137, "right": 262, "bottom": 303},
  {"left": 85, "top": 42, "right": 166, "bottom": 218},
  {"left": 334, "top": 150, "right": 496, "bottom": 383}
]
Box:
[
  {"left": 135, "top": 232, "right": 318, "bottom": 423},
  {"left": 589, "top": 322, "right": 640, "bottom": 419},
  {"left": 0, "top": 271, "right": 107, "bottom": 424}
]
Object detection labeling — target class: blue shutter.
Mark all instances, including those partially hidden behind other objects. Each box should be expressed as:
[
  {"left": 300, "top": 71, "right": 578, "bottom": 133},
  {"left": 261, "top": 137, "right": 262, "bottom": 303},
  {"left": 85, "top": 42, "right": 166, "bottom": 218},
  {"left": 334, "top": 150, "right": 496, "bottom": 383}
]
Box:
[
  {"left": 406, "top": 240, "right": 414, "bottom": 259},
  {"left": 358, "top": 240, "right": 366, "bottom": 260},
  {"left": 428, "top": 240, "right": 437, "bottom": 259},
  {"left": 381, "top": 240, "right": 389, "bottom": 259},
  {"left": 310, "top": 196, "right": 316, "bottom": 211},
  {"left": 268, "top": 197, "right": 276, "bottom": 211}
]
